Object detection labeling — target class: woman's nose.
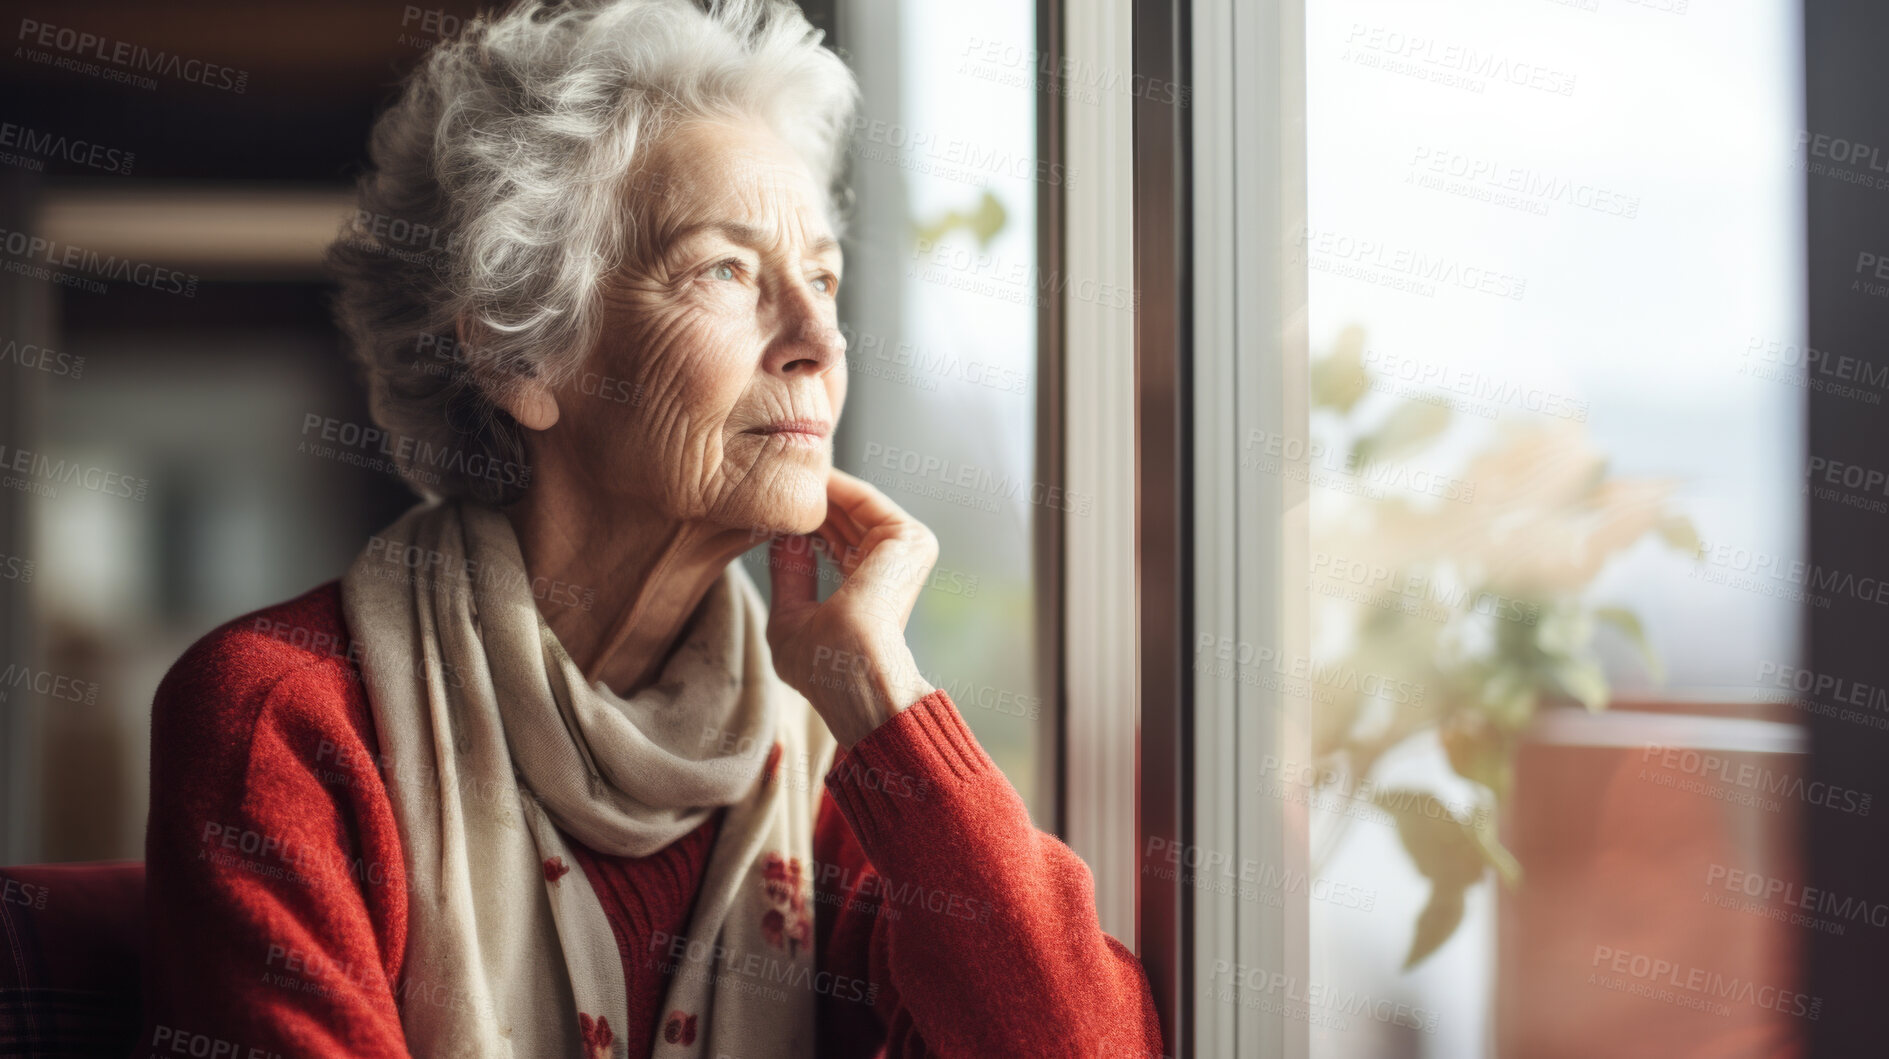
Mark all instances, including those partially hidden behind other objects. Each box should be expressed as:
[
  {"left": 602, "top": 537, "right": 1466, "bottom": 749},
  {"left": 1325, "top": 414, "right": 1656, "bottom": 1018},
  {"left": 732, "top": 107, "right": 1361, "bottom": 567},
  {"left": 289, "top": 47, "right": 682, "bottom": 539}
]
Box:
[{"left": 764, "top": 287, "right": 845, "bottom": 377}]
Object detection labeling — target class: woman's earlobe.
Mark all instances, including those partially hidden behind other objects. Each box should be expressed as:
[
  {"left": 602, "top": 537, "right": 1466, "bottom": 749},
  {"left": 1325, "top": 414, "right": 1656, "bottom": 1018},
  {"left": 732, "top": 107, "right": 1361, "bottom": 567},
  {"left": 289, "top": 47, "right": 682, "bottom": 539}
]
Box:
[
  {"left": 456, "top": 312, "right": 560, "bottom": 431},
  {"left": 503, "top": 383, "right": 561, "bottom": 432}
]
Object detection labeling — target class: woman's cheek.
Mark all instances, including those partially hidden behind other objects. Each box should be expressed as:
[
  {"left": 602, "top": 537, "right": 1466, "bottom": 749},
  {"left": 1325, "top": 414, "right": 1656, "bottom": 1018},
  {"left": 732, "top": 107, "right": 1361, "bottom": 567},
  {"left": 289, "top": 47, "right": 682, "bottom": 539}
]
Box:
[
  {"left": 624, "top": 306, "right": 736, "bottom": 401},
  {"left": 666, "top": 323, "right": 758, "bottom": 450}
]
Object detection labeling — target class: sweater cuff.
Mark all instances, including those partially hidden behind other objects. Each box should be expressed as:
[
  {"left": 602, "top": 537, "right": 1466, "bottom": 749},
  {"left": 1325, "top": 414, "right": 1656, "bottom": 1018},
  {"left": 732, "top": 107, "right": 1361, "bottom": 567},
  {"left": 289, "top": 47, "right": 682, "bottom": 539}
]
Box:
[{"left": 823, "top": 689, "right": 997, "bottom": 843}]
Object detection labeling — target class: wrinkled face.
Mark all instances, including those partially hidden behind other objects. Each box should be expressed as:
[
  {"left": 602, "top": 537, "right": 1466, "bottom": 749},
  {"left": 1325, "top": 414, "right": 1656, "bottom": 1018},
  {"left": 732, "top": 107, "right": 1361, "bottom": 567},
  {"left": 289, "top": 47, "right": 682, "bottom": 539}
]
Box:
[{"left": 538, "top": 116, "right": 846, "bottom": 536}]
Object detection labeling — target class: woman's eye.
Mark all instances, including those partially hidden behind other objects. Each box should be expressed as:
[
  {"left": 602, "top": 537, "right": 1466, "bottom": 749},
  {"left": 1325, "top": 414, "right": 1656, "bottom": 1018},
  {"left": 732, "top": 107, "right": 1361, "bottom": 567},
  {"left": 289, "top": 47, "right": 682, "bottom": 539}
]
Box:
[
  {"left": 812, "top": 274, "right": 836, "bottom": 295},
  {"left": 710, "top": 260, "right": 739, "bottom": 281}
]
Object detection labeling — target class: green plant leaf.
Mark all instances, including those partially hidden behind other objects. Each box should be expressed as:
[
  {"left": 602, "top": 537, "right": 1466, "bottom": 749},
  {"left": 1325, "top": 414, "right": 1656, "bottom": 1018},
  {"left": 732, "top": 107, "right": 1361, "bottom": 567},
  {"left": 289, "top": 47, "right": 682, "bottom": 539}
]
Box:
[
  {"left": 1404, "top": 884, "right": 1468, "bottom": 970},
  {"left": 1311, "top": 325, "right": 1372, "bottom": 413},
  {"left": 1551, "top": 656, "right": 1610, "bottom": 712},
  {"left": 1373, "top": 789, "right": 1496, "bottom": 969},
  {"left": 1658, "top": 515, "right": 1702, "bottom": 556},
  {"left": 966, "top": 190, "right": 1008, "bottom": 247},
  {"left": 1470, "top": 805, "right": 1523, "bottom": 888},
  {"left": 1532, "top": 603, "right": 1593, "bottom": 660},
  {"left": 1477, "top": 664, "right": 1539, "bottom": 730},
  {"left": 911, "top": 190, "right": 1010, "bottom": 252},
  {"left": 1375, "top": 789, "right": 1484, "bottom": 889},
  {"left": 1441, "top": 718, "right": 1510, "bottom": 801},
  {"left": 1595, "top": 606, "right": 1664, "bottom": 684}
]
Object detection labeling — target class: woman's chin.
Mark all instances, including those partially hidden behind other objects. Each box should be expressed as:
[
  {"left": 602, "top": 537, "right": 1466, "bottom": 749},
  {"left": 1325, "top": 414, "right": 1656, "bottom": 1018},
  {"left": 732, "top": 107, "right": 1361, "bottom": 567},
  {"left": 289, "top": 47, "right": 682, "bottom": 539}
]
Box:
[
  {"left": 780, "top": 500, "right": 829, "bottom": 537},
  {"left": 735, "top": 486, "right": 828, "bottom": 539}
]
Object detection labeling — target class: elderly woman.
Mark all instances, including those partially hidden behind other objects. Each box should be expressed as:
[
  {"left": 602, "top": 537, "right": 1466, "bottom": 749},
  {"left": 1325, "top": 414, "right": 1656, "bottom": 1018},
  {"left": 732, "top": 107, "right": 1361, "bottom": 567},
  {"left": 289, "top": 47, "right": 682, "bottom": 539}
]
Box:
[{"left": 140, "top": 1, "right": 1159, "bottom": 1056}]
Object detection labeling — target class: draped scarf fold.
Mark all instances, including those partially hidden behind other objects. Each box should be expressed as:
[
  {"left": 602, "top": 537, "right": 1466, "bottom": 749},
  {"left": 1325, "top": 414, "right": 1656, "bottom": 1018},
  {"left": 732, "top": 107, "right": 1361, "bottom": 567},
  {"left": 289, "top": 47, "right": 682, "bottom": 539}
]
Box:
[{"left": 340, "top": 498, "right": 836, "bottom": 1058}]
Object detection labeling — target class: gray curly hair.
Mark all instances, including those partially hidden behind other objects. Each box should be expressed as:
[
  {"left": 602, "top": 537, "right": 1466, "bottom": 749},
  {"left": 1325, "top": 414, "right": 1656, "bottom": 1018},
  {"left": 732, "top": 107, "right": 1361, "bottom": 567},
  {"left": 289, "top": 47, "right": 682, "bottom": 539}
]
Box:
[{"left": 325, "top": 0, "right": 858, "bottom": 505}]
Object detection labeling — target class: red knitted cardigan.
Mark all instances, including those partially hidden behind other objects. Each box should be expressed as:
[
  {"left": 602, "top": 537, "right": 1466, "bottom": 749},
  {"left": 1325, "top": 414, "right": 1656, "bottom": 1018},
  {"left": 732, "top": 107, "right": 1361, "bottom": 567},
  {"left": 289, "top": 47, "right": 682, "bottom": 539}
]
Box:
[{"left": 139, "top": 581, "right": 1164, "bottom": 1058}]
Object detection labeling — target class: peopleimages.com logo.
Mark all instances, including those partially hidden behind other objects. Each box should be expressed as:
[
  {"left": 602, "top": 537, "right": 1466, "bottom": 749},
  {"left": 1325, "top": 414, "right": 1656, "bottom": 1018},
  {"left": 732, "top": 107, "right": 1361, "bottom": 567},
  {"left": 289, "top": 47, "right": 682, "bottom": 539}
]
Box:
[{"left": 15, "top": 18, "right": 249, "bottom": 94}]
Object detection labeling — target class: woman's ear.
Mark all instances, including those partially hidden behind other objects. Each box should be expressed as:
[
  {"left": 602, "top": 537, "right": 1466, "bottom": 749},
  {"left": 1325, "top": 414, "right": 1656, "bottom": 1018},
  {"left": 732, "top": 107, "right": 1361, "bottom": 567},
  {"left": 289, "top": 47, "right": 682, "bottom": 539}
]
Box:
[
  {"left": 457, "top": 314, "right": 560, "bottom": 431},
  {"left": 499, "top": 381, "right": 560, "bottom": 432}
]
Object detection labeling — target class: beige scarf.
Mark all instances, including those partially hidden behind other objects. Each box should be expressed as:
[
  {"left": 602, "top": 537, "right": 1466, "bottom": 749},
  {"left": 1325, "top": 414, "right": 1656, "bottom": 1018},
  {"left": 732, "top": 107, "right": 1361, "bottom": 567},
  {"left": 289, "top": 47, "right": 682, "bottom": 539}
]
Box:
[{"left": 339, "top": 499, "right": 838, "bottom": 1058}]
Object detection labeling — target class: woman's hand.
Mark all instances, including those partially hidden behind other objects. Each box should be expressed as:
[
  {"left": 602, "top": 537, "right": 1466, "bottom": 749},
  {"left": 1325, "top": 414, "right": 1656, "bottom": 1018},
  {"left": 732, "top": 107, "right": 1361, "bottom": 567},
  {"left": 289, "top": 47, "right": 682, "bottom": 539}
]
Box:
[{"left": 765, "top": 469, "right": 938, "bottom": 747}]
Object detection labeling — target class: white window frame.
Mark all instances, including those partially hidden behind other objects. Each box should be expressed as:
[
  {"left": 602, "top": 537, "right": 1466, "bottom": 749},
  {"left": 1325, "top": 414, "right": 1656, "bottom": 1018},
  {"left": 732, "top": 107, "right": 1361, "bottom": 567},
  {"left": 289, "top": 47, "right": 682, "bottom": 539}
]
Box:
[
  {"left": 1059, "top": 0, "right": 1139, "bottom": 949},
  {"left": 1189, "top": 0, "right": 1312, "bottom": 1055},
  {"left": 1061, "top": 0, "right": 1310, "bottom": 1054}
]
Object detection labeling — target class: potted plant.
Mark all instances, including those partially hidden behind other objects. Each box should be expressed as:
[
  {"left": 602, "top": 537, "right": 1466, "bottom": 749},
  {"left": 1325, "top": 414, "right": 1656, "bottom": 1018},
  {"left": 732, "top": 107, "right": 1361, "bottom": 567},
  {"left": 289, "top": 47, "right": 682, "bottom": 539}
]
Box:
[{"left": 1306, "top": 325, "right": 1698, "bottom": 968}]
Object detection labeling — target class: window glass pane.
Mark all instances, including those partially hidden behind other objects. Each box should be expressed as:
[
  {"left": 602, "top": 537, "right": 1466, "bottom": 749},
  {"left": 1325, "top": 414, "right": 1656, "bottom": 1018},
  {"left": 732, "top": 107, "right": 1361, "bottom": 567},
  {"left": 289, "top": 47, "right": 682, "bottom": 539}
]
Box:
[{"left": 1304, "top": 1, "right": 1807, "bottom": 1054}]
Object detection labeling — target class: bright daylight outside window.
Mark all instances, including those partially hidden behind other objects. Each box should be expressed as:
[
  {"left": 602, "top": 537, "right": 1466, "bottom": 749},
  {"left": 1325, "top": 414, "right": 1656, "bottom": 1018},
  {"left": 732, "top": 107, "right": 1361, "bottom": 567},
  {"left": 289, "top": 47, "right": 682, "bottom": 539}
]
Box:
[{"left": 1301, "top": 1, "right": 1809, "bottom": 1055}]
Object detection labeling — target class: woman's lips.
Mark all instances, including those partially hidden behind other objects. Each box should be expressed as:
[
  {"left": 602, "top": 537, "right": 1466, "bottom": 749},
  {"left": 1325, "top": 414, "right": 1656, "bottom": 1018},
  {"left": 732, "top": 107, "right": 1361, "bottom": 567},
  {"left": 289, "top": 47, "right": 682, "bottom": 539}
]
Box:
[{"left": 745, "top": 419, "right": 831, "bottom": 442}]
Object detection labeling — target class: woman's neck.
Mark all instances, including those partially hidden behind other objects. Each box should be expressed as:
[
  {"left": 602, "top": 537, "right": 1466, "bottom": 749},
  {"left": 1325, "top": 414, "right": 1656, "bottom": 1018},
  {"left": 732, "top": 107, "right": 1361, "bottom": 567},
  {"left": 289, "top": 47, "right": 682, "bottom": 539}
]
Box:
[{"left": 501, "top": 487, "right": 759, "bottom": 697}]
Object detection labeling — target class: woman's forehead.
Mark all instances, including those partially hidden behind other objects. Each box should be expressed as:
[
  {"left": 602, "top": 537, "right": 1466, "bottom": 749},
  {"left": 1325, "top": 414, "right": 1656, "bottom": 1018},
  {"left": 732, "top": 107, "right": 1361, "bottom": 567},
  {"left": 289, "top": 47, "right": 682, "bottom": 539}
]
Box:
[
  {"left": 646, "top": 120, "right": 820, "bottom": 199},
  {"left": 638, "top": 139, "right": 837, "bottom": 251}
]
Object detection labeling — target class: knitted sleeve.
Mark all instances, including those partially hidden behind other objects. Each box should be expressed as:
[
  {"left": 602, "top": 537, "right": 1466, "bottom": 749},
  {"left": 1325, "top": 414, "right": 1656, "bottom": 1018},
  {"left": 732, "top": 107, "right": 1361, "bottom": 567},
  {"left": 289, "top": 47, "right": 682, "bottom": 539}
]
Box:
[
  {"left": 141, "top": 615, "right": 412, "bottom": 1058},
  {"left": 811, "top": 690, "right": 1165, "bottom": 1059}
]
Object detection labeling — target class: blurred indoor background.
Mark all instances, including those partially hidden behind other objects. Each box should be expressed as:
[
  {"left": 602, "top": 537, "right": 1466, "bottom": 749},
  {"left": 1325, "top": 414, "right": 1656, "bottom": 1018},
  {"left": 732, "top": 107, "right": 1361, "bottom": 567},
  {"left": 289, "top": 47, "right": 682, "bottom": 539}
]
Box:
[{"left": 0, "top": 0, "right": 1051, "bottom": 867}]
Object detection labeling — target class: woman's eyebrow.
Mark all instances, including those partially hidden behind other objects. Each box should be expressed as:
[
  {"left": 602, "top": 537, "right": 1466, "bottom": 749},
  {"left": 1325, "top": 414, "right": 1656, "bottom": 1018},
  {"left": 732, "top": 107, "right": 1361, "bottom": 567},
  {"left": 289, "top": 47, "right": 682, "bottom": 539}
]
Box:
[{"left": 673, "top": 220, "right": 766, "bottom": 247}]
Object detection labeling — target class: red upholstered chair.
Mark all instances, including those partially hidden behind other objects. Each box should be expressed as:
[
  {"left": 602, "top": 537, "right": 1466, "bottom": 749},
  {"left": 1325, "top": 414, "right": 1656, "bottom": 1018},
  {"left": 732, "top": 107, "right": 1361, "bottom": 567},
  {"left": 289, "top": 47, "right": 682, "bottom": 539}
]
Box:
[{"left": 0, "top": 862, "right": 143, "bottom": 1058}]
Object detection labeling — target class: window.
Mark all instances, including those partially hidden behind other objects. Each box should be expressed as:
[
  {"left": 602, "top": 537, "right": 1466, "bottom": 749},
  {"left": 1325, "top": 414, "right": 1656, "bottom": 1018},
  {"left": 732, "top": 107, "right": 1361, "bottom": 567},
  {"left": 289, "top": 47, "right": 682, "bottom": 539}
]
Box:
[
  {"left": 1302, "top": 3, "right": 1809, "bottom": 1054},
  {"left": 799, "top": 0, "right": 1056, "bottom": 824}
]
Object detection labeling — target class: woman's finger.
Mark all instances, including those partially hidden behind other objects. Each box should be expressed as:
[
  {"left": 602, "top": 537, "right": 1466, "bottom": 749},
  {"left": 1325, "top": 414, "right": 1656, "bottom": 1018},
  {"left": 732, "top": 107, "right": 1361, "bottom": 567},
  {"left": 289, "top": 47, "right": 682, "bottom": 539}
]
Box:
[
  {"left": 826, "top": 468, "right": 916, "bottom": 533},
  {"left": 818, "top": 474, "right": 874, "bottom": 577},
  {"left": 814, "top": 519, "right": 855, "bottom": 579},
  {"left": 818, "top": 468, "right": 940, "bottom": 628},
  {"left": 822, "top": 487, "right": 872, "bottom": 563},
  {"left": 829, "top": 497, "right": 869, "bottom": 547},
  {"left": 821, "top": 494, "right": 866, "bottom": 552}
]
